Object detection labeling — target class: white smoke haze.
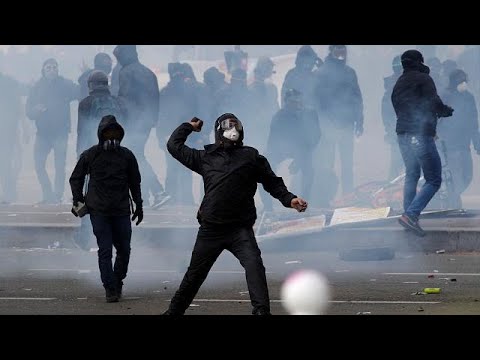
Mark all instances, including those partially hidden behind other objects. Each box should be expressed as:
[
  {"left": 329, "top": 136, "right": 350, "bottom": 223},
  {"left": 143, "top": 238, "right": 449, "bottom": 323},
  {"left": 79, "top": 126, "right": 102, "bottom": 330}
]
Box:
[{"left": 0, "top": 45, "right": 478, "bottom": 290}]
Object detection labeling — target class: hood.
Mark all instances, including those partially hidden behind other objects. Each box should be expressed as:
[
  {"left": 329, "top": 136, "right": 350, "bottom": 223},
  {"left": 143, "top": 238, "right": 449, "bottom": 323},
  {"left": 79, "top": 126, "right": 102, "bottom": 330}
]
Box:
[
  {"left": 214, "top": 113, "right": 244, "bottom": 146},
  {"left": 113, "top": 45, "right": 138, "bottom": 67},
  {"left": 97, "top": 115, "right": 125, "bottom": 143}
]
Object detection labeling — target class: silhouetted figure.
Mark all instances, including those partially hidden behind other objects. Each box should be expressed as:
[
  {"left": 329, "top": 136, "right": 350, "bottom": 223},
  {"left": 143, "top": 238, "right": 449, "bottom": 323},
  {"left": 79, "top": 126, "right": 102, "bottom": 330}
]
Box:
[
  {"left": 382, "top": 55, "right": 404, "bottom": 180},
  {"left": 438, "top": 69, "right": 480, "bottom": 208},
  {"left": 25, "top": 58, "right": 80, "bottom": 204},
  {"left": 113, "top": 45, "right": 169, "bottom": 208}
]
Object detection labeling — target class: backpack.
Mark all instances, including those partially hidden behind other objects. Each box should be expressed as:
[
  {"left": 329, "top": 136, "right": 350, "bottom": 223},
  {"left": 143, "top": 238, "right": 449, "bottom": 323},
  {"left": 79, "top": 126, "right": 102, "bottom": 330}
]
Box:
[{"left": 89, "top": 95, "right": 123, "bottom": 124}]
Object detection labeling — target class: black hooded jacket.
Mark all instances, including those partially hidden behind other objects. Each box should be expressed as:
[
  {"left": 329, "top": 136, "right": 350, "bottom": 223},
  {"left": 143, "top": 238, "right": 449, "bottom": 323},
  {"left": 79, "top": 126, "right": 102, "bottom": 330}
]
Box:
[
  {"left": 313, "top": 54, "right": 364, "bottom": 129},
  {"left": 392, "top": 63, "right": 452, "bottom": 136},
  {"left": 114, "top": 45, "right": 160, "bottom": 131},
  {"left": 167, "top": 120, "right": 296, "bottom": 226},
  {"left": 69, "top": 116, "right": 142, "bottom": 216}
]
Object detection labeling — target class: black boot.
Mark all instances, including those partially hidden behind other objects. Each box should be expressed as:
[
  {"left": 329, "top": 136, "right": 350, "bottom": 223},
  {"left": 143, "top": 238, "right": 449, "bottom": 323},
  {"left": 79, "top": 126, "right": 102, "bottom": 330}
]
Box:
[
  {"left": 115, "top": 280, "right": 123, "bottom": 299},
  {"left": 105, "top": 287, "right": 119, "bottom": 303},
  {"left": 252, "top": 307, "right": 272, "bottom": 315}
]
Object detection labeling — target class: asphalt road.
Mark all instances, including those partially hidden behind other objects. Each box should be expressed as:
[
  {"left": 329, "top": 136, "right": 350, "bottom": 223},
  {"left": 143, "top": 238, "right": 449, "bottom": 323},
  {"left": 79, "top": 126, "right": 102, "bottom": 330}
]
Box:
[{"left": 1, "top": 246, "right": 480, "bottom": 315}]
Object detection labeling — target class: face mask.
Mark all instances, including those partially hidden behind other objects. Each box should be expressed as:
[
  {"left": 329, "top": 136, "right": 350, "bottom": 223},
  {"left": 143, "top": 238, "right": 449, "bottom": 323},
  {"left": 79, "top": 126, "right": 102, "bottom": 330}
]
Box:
[
  {"left": 223, "top": 127, "right": 240, "bottom": 141},
  {"left": 336, "top": 55, "right": 346, "bottom": 61},
  {"left": 43, "top": 64, "right": 58, "bottom": 80},
  {"left": 457, "top": 82, "right": 468, "bottom": 93},
  {"left": 103, "top": 139, "right": 120, "bottom": 151}
]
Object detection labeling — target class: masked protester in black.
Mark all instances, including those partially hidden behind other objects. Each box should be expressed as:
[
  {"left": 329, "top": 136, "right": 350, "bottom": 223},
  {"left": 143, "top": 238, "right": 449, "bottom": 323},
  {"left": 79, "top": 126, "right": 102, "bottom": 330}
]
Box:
[
  {"left": 392, "top": 49, "right": 454, "bottom": 237},
  {"left": 69, "top": 115, "right": 143, "bottom": 303},
  {"left": 163, "top": 114, "right": 308, "bottom": 315},
  {"left": 382, "top": 55, "right": 404, "bottom": 181}
]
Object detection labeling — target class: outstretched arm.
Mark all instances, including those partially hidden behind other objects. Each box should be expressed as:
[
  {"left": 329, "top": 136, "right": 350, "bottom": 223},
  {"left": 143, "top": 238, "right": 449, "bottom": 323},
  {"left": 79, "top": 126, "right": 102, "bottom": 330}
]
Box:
[
  {"left": 256, "top": 152, "right": 308, "bottom": 212},
  {"left": 166, "top": 118, "right": 204, "bottom": 175}
]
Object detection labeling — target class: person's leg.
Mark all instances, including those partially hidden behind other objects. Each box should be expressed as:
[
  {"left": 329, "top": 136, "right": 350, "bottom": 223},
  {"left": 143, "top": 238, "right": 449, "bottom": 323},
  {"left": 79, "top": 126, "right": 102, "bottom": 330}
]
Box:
[
  {"left": 227, "top": 227, "right": 270, "bottom": 315},
  {"left": 90, "top": 214, "right": 117, "bottom": 302},
  {"left": 111, "top": 215, "right": 132, "bottom": 298},
  {"left": 53, "top": 135, "right": 68, "bottom": 203},
  {"left": 73, "top": 215, "right": 93, "bottom": 251},
  {"left": 337, "top": 127, "right": 355, "bottom": 195},
  {"left": 405, "top": 136, "right": 442, "bottom": 219},
  {"left": 298, "top": 152, "right": 314, "bottom": 199},
  {"left": 461, "top": 150, "right": 473, "bottom": 193},
  {"left": 129, "top": 129, "right": 165, "bottom": 201},
  {"left": 165, "top": 154, "right": 180, "bottom": 204},
  {"left": 398, "top": 134, "right": 421, "bottom": 214},
  {"left": 165, "top": 224, "right": 225, "bottom": 314},
  {"left": 389, "top": 141, "right": 404, "bottom": 181},
  {"left": 312, "top": 125, "right": 337, "bottom": 207},
  {"left": 34, "top": 135, "right": 54, "bottom": 203},
  {"left": 444, "top": 150, "right": 464, "bottom": 208}
]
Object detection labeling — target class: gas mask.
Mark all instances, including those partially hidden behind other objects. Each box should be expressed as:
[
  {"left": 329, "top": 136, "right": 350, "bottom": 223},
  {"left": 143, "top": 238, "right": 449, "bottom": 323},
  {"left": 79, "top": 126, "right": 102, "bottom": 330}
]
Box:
[
  {"left": 103, "top": 139, "right": 120, "bottom": 151},
  {"left": 457, "top": 81, "right": 468, "bottom": 93},
  {"left": 219, "top": 118, "right": 243, "bottom": 142},
  {"left": 102, "top": 128, "right": 122, "bottom": 150},
  {"left": 43, "top": 63, "right": 58, "bottom": 80},
  {"left": 223, "top": 127, "right": 240, "bottom": 141},
  {"left": 331, "top": 47, "right": 347, "bottom": 62}
]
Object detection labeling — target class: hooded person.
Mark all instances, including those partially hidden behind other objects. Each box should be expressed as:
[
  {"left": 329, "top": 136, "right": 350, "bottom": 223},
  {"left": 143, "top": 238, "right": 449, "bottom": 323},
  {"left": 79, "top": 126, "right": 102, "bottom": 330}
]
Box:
[
  {"left": 311, "top": 44, "right": 363, "bottom": 207},
  {"left": 69, "top": 115, "right": 143, "bottom": 303},
  {"left": 249, "top": 56, "right": 280, "bottom": 152},
  {"left": 437, "top": 69, "right": 480, "bottom": 208},
  {"left": 281, "top": 45, "right": 321, "bottom": 107},
  {"left": 260, "top": 89, "right": 320, "bottom": 212},
  {"left": 113, "top": 45, "right": 169, "bottom": 209},
  {"left": 163, "top": 113, "right": 308, "bottom": 315},
  {"left": 73, "top": 71, "right": 128, "bottom": 251},
  {"left": 382, "top": 54, "right": 405, "bottom": 180},
  {"left": 392, "top": 49, "right": 454, "bottom": 236}
]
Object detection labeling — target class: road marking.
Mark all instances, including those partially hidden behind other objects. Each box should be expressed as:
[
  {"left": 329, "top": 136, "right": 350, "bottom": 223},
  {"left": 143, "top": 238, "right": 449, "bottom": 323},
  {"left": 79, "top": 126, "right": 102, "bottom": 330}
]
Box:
[
  {"left": 28, "top": 269, "right": 274, "bottom": 274},
  {"left": 183, "top": 299, "right": 441, "bottom": 304},
  {"left": 384, "top": 272, "right": 480, "bottom": 276},
  {"left": 0, "top": 297, "right": 56, "bottom": 300}
]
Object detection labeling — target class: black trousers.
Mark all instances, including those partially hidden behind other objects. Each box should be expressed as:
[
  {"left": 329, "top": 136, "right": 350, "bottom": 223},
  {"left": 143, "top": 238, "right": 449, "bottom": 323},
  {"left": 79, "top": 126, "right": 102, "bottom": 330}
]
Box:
[
  {"left": 90, "top": 214, "right": 132, "bottom": 290},
  {"left": 168, "top": 223, "right": 270, "bottom": 314}
]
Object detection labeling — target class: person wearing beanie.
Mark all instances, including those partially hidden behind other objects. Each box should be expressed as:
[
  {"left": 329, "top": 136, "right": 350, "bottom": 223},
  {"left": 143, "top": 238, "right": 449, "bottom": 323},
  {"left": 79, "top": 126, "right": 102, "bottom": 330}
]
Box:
[
  {"left": 392, "top": 49, "right": 454, "bottom": 236},
  {"left": 382, "top": 55, "right": 404, "bottom": 181},
  {"left": 163, "top": 114, "right": 308, "bottom": 315},
  {"left": 260, "top": 88, "right": 320, "bottom": 213},
  {"left": 437, "top": 69, "right": 480, "bottom": 208}
]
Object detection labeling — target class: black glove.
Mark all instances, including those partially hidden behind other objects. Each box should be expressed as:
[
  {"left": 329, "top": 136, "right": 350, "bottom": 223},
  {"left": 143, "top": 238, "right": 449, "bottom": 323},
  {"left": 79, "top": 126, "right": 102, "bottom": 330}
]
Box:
[
  {"left": 442, "top": 105, "right": 454, "bottom": 118},
  {"left": 71, "top": 199, "right": 80, "bottom": 217},
  {"left": 132, "top": 206, "right": 143, "bottom": 226}
]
